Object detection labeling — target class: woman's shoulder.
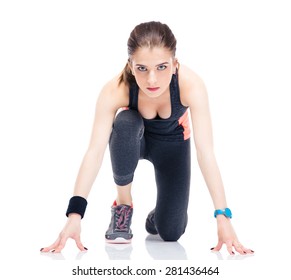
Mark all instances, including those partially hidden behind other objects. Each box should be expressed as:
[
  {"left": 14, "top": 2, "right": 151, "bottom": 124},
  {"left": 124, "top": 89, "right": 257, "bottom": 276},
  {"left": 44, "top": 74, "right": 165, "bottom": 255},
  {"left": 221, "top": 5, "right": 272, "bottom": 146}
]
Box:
[
  {"left": 97, "top": 74, "right": 130, "bottom": 109},
  {"left": 103, "top": 74, "right": 129, "bottom": 94},
  {"left": 178, "top": 64, "right": 207, "bottom": 106},
  {"left": 178, "top": 64, "right": 204, "bottom": 88}
]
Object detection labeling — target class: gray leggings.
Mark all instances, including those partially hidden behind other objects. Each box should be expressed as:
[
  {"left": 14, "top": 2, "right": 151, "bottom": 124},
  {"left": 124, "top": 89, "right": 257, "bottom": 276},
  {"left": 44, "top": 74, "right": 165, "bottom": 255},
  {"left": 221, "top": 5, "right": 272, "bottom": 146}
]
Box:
[{"left": 109, "top": 110, "right": 191, "bottom": 241}]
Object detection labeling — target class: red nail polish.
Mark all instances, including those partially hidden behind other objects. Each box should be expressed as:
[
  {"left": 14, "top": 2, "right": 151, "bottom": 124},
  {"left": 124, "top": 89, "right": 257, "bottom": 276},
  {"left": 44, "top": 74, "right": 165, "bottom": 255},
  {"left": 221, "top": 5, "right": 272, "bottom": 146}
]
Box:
[
  {"left": 40, "top": 248, "right": 44, "bottom": 252},
  {"left": 84, "top": 247, "right": 88, "bottom": 250},
  {"left": 210, "top": 247, "right": 215, "bottom": 250}
]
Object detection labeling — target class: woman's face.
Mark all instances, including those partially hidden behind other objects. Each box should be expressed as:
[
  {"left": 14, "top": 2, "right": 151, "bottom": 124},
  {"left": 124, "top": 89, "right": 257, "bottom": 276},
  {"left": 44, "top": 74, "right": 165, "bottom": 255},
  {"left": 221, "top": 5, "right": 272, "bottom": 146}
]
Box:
[{"left": 129, "top": 47, "right": 177, "bottom": 98}]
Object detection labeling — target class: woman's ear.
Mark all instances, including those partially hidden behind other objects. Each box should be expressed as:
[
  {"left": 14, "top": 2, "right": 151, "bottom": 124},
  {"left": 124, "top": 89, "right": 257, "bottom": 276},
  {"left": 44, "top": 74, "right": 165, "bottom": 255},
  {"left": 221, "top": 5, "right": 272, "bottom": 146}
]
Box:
[
  {"left": 173, "top": 58, "right": 179, "bottom": 74},
  {"left": 127, "top": 60, "right": 134, "bottom": 76}
]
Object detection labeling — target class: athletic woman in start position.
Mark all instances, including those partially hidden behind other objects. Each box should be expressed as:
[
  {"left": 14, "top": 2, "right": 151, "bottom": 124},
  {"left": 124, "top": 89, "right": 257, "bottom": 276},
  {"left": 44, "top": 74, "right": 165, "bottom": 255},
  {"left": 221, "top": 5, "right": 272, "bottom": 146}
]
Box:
[{"left": 41, "top": 21, "right": 253, "bottom": 255}]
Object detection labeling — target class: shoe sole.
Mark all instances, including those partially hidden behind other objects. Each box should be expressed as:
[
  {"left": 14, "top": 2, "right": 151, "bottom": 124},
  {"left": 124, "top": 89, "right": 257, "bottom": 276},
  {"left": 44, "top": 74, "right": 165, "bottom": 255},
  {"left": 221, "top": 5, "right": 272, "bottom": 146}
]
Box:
[{"left": 105, "top": 237, "right": 132, "bottom": 244}]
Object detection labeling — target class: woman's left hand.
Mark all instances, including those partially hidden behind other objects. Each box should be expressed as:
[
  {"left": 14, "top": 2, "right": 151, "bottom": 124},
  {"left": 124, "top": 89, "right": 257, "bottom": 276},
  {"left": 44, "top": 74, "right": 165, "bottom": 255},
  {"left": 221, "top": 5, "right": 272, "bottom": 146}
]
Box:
[{"left": 211, "top": 215, "right": 254, "bottom": 255}]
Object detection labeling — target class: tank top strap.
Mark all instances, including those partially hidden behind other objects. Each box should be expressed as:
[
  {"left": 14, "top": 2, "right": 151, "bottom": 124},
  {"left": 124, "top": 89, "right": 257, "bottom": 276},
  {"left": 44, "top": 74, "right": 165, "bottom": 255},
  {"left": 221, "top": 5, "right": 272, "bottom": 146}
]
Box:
[
  {"left": 170, "top": 73, "right": 186, "bottom": 118},
  {"left": 129, "top": 82, "right": 139, "bottom": 110}
]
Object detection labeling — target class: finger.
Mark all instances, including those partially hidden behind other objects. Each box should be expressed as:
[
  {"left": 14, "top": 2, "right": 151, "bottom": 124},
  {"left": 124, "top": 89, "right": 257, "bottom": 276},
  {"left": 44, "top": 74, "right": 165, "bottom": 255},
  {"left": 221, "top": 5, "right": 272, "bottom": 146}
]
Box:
[
  {"left": 233, "top": 241, "right": 246, "bottom": 255},
  {"left": 226, "top": 240, "right": 235, "bottom": 255},
  {"left": 53, "top": 236, "right": 68, "bottom": 253},
  {"left": 75, "top": 236, "right": 87, "bottom": 251},
  {"left": 211, "top": 240, "right": 223, "bottom": 251},
  {"left": 40, "top": 236, "right": 61, "bottom": 252},
  {"left": 239, "top": 245, "right": 254, "bottom": 254},
  {"left": 233, "top": 239, "right": 254, "bottom": 255}
]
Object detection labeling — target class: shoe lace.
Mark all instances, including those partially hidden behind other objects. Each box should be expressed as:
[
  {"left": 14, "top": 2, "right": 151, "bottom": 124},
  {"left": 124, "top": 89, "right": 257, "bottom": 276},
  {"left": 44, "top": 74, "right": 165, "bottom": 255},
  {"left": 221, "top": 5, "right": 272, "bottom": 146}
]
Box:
[{"left": 114, "top": 206, "right": 132, "bottom": 232}]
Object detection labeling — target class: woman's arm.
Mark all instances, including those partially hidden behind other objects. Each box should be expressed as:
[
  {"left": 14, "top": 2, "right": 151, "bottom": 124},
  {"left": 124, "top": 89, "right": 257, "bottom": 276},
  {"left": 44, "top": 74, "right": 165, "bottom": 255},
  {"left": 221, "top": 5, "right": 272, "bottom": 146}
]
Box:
[
  {"left": 179, "top": 65, "right": 226, "bottom": 208},
  {"left": 179, "top": 65, "right": 253, "bottom": 255},
  {"left": 41, "top": 76, "right": 129, "bottom": 253},
  {"left": 72, "top": 78, "right": 128, "bottom": 198}
]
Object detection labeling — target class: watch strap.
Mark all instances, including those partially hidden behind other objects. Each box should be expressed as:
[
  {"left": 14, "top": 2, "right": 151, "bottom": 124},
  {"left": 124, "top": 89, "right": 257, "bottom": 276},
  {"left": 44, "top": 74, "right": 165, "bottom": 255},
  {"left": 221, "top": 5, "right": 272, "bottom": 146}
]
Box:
[{"left": 214, "top": 207, "right": 232, "bottom": 218}]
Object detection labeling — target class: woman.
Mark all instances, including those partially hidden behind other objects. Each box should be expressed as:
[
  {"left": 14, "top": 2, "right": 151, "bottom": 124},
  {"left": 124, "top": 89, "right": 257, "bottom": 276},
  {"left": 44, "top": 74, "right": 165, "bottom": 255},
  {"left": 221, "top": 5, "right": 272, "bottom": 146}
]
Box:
[{"left": 41, "top": 21, "right": 253, "bottom": 255}]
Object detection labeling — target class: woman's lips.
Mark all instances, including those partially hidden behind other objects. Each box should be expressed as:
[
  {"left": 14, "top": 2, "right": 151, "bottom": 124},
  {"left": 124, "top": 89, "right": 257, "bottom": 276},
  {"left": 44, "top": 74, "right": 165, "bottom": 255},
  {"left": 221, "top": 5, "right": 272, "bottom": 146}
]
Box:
[{"left": 147, "top": 87, "right": 160, "bottom": 92}]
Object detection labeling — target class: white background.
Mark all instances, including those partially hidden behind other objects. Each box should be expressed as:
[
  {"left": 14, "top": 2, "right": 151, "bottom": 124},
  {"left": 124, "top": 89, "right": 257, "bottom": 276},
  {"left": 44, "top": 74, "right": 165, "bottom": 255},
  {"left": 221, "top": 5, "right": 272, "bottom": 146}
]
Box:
[{"left": 1, "top": 0, "right": 290, "bottom": 279}]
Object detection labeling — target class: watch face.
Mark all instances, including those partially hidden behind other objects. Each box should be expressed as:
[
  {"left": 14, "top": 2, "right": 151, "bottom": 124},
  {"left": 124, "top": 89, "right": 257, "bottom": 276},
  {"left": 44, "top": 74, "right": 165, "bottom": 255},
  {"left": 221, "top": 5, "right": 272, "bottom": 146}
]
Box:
[{"left": 225, "top": 208, "right": 232, "bottom": 218}]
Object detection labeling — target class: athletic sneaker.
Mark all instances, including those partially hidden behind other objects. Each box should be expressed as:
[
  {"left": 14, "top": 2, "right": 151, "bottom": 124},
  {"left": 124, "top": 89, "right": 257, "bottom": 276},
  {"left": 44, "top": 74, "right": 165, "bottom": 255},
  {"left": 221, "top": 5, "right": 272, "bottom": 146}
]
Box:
[
  {"left": 145, "top": 209, "right": 158, "bottom": 235},
  {"left": 105, "top": 201, "right": 133, "bottom": 243}
]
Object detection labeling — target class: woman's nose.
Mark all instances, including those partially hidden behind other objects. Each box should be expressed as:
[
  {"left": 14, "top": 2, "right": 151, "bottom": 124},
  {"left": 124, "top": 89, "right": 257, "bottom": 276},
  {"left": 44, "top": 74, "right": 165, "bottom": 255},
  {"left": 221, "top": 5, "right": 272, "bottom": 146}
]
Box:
[{"left": 147, "top": 70, "right": 157, "bottom": 85}]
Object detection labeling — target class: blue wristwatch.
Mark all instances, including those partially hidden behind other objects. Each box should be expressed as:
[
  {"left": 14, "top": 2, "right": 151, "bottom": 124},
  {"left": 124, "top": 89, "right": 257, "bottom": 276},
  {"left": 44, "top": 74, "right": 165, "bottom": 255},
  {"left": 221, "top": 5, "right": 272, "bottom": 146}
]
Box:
[{"left": 214, "top": 208, "right": 232, "bottom": 218}]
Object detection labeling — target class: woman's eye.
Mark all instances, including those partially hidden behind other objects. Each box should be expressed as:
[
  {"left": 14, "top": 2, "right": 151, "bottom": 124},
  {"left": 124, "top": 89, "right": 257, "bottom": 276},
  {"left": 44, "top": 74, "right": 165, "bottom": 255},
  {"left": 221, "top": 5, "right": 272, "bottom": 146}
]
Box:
[
  {"left": 137, "top": 66, "right": 147, "bottom": 72},
  {"left": 157, "top": 65, "right": 167, "bottom": 70}
]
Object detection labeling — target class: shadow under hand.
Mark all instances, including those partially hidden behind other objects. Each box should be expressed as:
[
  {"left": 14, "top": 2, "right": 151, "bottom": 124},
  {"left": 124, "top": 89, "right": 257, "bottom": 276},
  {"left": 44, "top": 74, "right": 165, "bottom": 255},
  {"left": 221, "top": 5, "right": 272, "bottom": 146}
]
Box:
[
  {"left": 40, "top": 251, "right": 88, "bottom": 260},
  {"left": 40, "top": 252, "right": 66, "bottom": 260},
  {"left": 211, "top": 251, "right": 255, "bottom": 260},
  {"left": 145, "top": 234, "right": 188, "bottom": 260},
  {"left": 105, "top": 243, "right": 133, "bottom": 260}
]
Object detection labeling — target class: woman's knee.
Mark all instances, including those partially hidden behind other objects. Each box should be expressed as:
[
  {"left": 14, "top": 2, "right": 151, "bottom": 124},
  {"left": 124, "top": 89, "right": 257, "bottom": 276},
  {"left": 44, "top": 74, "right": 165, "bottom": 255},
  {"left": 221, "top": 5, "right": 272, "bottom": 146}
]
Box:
[
  {"left": 156, "top": 215, "right": 188, "bottom": 242},
  {"left": 113, "top": 109, "right": 143, "bottom": 136},
  {"left": 158, "top": 227, "right": 186, "bottom": 242}
]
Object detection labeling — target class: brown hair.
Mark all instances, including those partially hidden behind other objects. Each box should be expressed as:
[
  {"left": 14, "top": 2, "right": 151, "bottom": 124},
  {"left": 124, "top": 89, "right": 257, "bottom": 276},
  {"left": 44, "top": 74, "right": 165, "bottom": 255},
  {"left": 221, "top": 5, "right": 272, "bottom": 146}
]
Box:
[{"left": 119, "top": 21, "right": 177, "bottom": 85}]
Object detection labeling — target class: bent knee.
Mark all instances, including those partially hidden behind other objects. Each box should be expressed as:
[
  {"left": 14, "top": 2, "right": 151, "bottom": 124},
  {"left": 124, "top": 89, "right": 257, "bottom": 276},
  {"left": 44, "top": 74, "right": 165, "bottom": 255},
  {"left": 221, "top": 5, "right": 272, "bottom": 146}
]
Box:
[
  {"left": 113, "top": 110, "right": 144, "bottom": 136},
  {"left": 115, "top": 110, "right": 142, "bottom": 127},
  {"left": 157, "top": 225, "right": 186, "bottom": 242},
  {"left": 155, "top": 213, "right": 188, "bottom": 242}
]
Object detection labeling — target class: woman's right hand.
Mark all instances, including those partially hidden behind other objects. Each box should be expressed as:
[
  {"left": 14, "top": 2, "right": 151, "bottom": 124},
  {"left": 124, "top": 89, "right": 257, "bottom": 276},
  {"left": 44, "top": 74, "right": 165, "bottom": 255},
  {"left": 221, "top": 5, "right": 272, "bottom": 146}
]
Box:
[{"left": 40, "top": 214, "right": 87, "bottom": 253}]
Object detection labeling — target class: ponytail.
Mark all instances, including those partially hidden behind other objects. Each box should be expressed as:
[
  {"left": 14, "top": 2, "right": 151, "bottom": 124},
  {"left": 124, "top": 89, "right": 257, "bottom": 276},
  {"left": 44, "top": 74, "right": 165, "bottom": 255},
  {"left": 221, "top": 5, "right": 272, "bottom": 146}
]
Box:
[{"left": 118, "top": 62, "right": 136, "bottom": 86}]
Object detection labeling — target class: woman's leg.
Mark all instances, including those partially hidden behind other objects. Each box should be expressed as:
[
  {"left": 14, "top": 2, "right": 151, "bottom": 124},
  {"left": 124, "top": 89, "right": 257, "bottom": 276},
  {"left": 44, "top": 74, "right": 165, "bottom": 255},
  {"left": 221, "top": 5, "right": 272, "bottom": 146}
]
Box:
[
  {"left": 106, "top": 109, "right": 144, "bottom": 243},
  {"left": 109, "top": 109, "right": 145, "bottom": 190},
  {"left": 146, "top": 138, "right": 191, "bottom": 241},
  {"left": 116, "top": 184, "right": 132, "bottom": 206}
]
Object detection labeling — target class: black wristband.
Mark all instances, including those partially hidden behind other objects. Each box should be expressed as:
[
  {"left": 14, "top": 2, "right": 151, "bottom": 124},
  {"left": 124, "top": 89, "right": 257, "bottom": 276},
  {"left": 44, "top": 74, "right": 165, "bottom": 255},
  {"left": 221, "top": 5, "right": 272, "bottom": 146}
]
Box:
[{"left": 66, "top": 196, "right": 88, "bottom": 219}]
